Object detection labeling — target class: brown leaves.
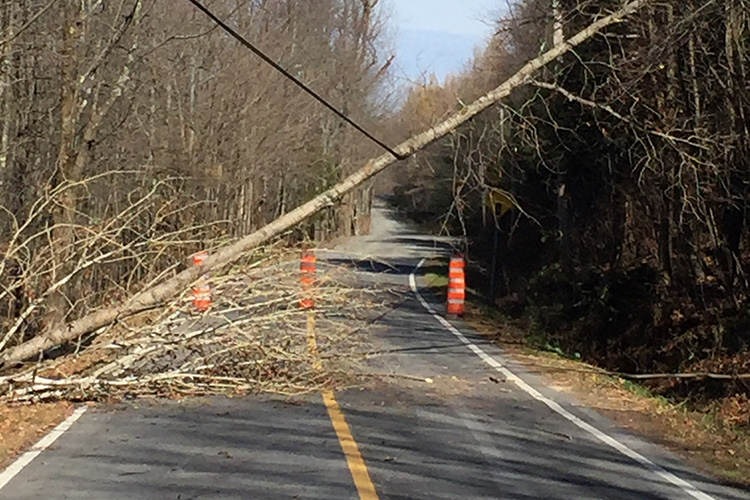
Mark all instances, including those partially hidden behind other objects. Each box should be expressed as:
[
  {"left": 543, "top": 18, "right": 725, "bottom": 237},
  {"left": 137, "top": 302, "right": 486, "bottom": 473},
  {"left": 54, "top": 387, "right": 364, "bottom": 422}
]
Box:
[{"left": 0, "top": 402, "right": 72, "bottom": 469}]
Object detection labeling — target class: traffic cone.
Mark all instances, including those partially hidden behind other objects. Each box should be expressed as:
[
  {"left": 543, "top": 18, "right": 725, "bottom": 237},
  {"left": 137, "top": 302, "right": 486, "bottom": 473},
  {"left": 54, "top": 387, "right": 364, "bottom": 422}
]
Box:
[
  {"left": 447, "top": 254, "right": 466, "bottom": 316},
  {"left": 299, "top": 250, "right": 316, "bottom": 309},
  {"left": 192, "top": 251, "right": 211, "bottom": 312}
]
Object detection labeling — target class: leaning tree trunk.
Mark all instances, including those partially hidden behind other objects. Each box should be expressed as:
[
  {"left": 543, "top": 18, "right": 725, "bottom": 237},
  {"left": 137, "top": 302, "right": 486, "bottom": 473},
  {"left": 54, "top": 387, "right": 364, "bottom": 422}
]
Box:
[{"left": 0, "top": 0, "right": 653, "bottom": 366}]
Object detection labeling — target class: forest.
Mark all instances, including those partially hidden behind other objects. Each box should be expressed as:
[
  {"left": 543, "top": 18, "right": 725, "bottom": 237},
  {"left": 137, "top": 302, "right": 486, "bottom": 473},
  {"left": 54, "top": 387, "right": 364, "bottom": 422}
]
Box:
[
  {"left": 0, "top": 0, "right": 390, "bottom": 357},
  {"left": 388, "top": 0, "right": 750, "bottom": 429},
  {"left": 0, "top": 0, "right": 748, "bottom": 433}
]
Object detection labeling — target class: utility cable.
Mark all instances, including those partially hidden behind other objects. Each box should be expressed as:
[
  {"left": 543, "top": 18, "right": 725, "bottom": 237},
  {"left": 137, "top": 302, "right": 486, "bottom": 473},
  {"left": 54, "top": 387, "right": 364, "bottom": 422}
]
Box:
[{"left": 184, "top": 0, "right": 407, "bottom": 160}]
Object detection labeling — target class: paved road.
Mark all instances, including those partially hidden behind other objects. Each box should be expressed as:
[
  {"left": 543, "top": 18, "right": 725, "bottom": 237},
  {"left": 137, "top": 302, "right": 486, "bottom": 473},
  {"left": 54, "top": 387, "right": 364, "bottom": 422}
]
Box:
[{"left": 1, "top": 202, "right": 748, "bottom": 499}]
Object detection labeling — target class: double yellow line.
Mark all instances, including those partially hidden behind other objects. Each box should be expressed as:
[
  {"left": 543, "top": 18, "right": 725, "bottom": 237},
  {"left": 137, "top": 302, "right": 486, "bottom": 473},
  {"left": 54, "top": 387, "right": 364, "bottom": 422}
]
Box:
[{"left": 307, "top": 310, "right": 379, "bottom": 500}]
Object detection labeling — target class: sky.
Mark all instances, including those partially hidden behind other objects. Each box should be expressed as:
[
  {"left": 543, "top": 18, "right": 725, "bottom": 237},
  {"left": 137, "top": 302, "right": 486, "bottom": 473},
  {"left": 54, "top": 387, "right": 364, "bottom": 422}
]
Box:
[{"left": 387, "top": 0, "right": 497, "bottom": 85}]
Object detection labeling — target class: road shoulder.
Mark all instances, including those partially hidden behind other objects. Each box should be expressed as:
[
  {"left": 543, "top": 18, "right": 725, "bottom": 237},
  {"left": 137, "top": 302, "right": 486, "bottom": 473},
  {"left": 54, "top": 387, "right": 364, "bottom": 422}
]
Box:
[
  {"left": 459, "top": 294, "right": 750, "bottom": 490},
  {"left": 0, "top": 402, "right": 73, "bottom": 470}
]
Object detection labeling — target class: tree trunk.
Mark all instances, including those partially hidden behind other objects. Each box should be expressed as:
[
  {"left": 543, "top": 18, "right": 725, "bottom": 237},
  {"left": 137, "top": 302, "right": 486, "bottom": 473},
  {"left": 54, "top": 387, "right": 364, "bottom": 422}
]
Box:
[
  {"left": 46, "top": 0, "right": 83, "bottom": 329},
  {"left": 720, "top": 0, "right": 748, "bottom": 292}
]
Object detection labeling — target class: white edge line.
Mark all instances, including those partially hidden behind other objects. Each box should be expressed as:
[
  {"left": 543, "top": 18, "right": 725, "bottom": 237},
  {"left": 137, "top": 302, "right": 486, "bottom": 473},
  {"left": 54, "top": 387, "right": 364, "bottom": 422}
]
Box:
[
  {"left": 409, "top": 258, "right": 717, "bottom": 500},
  {"left": 0, "top": 406, "right": 87, "bottom": 491}
]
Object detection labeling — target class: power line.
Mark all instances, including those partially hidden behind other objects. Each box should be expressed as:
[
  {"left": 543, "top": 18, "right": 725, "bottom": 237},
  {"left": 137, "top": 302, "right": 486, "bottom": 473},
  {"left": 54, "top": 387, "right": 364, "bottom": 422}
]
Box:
[{"left": 184, "top": 0, "right": 406, "bottom": 161}]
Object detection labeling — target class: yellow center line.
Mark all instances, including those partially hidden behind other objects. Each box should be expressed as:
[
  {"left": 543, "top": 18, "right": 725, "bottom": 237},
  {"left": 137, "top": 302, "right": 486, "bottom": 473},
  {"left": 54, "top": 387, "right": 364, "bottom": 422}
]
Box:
[
  {"left": 323, "top": 389, "right": 380, "bottom": 500},
  {"left": 305, "top": 302, "right": 377, "bottom": 499}
]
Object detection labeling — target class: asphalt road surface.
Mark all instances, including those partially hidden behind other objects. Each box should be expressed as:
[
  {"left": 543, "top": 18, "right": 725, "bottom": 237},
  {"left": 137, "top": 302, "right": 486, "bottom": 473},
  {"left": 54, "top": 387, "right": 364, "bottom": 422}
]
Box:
[{"left": 1, "top": 201, "right": 748, "bottom": 500}]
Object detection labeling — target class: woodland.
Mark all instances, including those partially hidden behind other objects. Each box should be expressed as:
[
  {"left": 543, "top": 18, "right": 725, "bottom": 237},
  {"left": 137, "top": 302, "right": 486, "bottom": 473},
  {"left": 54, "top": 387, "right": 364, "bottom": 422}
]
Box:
[
  {"left": 0, "top": 0, "right": 748, "bottom": 431},
  {"left": 0, "top": 0, "right": 388, "bottom": 357},
  {"left": 388, "top": 0, "right": 750, "bottom": 429}
]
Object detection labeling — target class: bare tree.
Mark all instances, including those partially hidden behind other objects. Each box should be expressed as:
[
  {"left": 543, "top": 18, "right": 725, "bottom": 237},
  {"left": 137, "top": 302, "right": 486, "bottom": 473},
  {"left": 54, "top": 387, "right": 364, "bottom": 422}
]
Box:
[{"left": 0, "top": 0, "right": 396, "bottom": 355}]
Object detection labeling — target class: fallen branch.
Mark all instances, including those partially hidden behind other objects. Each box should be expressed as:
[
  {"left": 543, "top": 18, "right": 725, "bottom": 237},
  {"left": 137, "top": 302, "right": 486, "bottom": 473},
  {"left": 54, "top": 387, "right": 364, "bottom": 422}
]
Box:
[
  {"left": 569, "top": 368, "right": 750, "bottom": 381},
  {"left": 0, "top": 0, "right": 651, "bottom": 366},
  {"left": 1, "top": 256, "right": 391, "bottom": 401}
]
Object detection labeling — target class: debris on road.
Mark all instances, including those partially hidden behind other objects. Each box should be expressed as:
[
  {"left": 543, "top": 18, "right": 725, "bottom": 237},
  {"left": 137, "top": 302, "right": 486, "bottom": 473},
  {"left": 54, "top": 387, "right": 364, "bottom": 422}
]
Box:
[{"left": 0, "top": 251, "right": 392, "bottom": 403}]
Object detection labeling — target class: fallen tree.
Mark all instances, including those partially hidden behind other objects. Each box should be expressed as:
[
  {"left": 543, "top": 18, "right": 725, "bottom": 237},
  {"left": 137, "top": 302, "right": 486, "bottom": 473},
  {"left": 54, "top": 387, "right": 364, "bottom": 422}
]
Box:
[
  {"left": 1, "top": 251, "right": 387, "bottom": 402},
  {"left": 0, "top": 0, "right": 651, "bottom": 366}
]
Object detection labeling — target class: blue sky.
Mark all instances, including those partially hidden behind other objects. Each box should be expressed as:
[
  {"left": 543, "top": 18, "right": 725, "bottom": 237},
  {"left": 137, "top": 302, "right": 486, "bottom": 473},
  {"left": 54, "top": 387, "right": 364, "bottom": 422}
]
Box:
[{"left": 387, "top": 0, "right": 496, "bottom": 84}]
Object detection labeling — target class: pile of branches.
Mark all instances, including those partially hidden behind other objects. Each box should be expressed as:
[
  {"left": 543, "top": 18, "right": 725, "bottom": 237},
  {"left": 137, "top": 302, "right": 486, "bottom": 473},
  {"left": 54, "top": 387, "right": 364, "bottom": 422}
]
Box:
[{"left": 0, "top": 251, "right": 391, "bottom": 403}]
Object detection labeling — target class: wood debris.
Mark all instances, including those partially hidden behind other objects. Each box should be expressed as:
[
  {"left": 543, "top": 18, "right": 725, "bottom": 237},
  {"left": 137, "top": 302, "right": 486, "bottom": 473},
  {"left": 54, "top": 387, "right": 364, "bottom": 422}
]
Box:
[{"left": 0, "top": 252, "right": 393, "bottom": 403}]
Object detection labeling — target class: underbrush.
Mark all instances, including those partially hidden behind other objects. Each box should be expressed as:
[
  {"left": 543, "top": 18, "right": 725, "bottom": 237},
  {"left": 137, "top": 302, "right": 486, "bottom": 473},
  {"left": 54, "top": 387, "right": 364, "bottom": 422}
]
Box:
[{"left": 495, "top": 263, "right": 750, "bottom": 433}]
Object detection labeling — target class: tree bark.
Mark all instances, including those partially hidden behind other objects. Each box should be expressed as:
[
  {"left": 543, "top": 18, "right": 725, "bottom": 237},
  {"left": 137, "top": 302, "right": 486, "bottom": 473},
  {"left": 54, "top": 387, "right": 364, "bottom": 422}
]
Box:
[{"left": 46, "top": 0, "right": 83, "bottom": 329}]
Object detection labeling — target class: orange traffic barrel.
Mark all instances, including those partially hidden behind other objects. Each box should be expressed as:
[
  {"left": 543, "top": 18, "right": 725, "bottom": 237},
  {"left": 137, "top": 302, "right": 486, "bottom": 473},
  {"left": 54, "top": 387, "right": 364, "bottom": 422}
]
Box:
[
  {"left": 192, "top": 251, "right": 211, "bottom": 312},
  {"left": 447, "top": 254, "right": 466, "bottom": 316},
  {"left": 299, "top": 250, "right": 316, "bottom": 309}
]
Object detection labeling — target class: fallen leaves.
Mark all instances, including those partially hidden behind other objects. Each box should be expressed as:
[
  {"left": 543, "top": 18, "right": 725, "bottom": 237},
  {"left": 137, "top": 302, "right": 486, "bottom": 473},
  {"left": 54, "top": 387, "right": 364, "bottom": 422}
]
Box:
[{"left": 0, "top": 402, "right": 72, "bottom": 469}]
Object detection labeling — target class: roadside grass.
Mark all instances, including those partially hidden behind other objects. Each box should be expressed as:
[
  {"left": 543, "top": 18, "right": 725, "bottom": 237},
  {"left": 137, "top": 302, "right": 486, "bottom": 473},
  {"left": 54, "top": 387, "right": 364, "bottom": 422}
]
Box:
[
  {"left": 618, "top": 378, "right": 670, "bottom": 406},
  {"left": 422, "top": 261, "right": 481, "bottom": 297},
  {"left": 424, "top": 272, "right": 448, "bottom": 288}
]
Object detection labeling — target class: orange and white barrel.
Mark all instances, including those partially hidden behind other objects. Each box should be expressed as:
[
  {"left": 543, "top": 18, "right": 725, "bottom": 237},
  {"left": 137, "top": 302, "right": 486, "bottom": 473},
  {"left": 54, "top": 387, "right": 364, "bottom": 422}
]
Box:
[
  {"left": 192, "top": 251, "right": 212, "bottom": 312},
  {"left": 447, "top": 254, "right": 466, "bottom": 316},
  {"left": 299, "top": 250, "right": 316, "bottom": 309}
]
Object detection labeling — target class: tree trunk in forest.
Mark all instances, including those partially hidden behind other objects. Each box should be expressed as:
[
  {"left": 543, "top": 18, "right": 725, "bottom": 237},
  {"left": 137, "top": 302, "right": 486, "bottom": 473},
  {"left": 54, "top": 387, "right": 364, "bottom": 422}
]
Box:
[
  {"left": 721, "top": 0, "right": 748, "bottom": 293},
  {"left": 611, "top": 188, "right": 627, "bottom": 269},
  {"left": 658, "top": 190, "right": 674, "bottom": 282},
  {"left": 0, "top": 1, "right": 12, "bottom": 175},
  {"left": 47, "top": 1, "right": 83, "bottom": 329},
  {"left": 552, "top": 0, "right": 571, "bottom": 275},
  {"left": 557, "top": 181, "right": 572, "bottom": 274}
]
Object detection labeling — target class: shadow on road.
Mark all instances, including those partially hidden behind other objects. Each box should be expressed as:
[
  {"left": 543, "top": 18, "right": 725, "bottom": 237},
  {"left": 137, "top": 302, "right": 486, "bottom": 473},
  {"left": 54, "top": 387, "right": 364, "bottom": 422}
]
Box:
[
  {"left": 322, "top": 257, "right": 445, "bottom": 278},
  {"left": 380, "top": 237, "right": 459, "bottom": 254},
  {"left": 338, "top": 390, "right": 736, "bottom": 500},
  {"left": 4, "top": 397, "right": 357, "bottom": 500}
]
